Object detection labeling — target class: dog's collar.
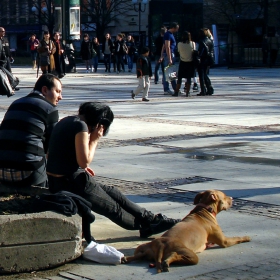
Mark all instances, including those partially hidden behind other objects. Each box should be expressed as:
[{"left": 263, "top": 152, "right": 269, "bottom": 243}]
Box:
[{"left": 195, "top": 203, "right": 217, "bottom": 217}]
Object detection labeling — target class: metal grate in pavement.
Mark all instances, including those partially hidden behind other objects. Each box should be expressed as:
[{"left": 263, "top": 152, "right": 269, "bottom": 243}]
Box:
[{"left": 95, "top": 176, "right": 280, "bottom": 220}]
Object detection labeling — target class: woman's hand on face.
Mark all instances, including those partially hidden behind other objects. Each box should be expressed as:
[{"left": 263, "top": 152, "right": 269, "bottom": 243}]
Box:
[{"left": 89, "top": 124, "right": 104, "bottom": 142}]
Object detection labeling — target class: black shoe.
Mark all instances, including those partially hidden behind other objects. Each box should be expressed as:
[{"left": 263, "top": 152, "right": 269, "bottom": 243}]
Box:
[
  {"left": 193, "top": 83, "right": 198, "bottom": 91},
  {"left": 207, "top": 87, "right": 214, "bottom": 95},
  {"left": 172, "top": 92, "right": 179, "bottom": 97},
  {"left": 105, "top": 69, "right": 108, "bottom": 72},
  {"left": 139, "top": 214, "right": 181, "bottom": 238},
  {"left": 131, "top": 90, "right": 135, "bottom": 99},
  {"left": 186, "top": 92, "right": 191, "bottom": 97},
  {"left": 197, "top": 92, "right": 205, "bottom": 96},
  {"left": 155, "top": 81, "right": 158, "bottom": 84},
  {"left": 14, "top": 87, "right": 20, "bottom": 91},
  {"left": 142, "top": 98, "right": 149, "bottom": 102}
]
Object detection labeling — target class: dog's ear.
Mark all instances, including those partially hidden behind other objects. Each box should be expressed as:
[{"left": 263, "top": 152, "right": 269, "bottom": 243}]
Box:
[
  {"left": 210, "top": 193, "right": 217, "bottom": 201},
  {"left": 194, "top": 192, "right": 205, "bottom": 205}
]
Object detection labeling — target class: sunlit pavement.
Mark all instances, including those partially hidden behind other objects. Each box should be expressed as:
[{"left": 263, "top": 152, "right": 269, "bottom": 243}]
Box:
[{"left": 2, "top": 65, "right": 280, "bottom": 280}]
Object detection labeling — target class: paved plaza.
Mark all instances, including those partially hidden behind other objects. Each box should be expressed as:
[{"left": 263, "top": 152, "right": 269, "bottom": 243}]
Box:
[{"left": 1, "top": 64, "right": 280, "bottom": 280}]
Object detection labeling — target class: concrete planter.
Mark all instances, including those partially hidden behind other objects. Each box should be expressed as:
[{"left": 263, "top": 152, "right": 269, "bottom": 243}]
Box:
[{"left": 0, "top": 211, "right": 83, "bottom": 274}]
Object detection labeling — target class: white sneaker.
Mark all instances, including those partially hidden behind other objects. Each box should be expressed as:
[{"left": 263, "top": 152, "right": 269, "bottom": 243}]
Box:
[
  {"left": 164, "top": 90, "right": 173, "bottom": 95},
  {"left": 91, "top": 68, "right": 93, "bottom": 73}
]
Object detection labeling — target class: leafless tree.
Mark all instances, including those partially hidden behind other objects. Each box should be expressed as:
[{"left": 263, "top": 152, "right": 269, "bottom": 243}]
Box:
[{"left": 81, "top": 0, "right": 132, "bottom": 40}]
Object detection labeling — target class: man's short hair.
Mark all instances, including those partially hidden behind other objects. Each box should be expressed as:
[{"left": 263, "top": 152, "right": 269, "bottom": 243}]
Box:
[
  {"left": 170, "top": 22, "right": 179, "bottom": 29},
  {"left": 34, "top": 74, "right": 61, "bottom": 92},
  {"left": 141, "top": 46, "right": 149, "bottom": 54}
]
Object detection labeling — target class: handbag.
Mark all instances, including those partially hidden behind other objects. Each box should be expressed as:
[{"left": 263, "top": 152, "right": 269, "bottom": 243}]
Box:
[
  {"left": 164, "top": 64, "right": 178, "bottom": 81},
  {"left": 40, "top": 55, "right": 50, "bottom": 66},
  {"left": 92, "top": 48, "right": 97, "bottom": 57},
  {"left": 123, "top": 43, "right": 128, "bottom": 54}
]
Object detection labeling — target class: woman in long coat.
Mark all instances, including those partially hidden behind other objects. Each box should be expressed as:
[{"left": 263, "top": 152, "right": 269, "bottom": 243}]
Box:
[
  {"left": 80, "top": 33, "right": 93, "bottom": 73},
  {"left": 37, "top": 31, "right": 56, "bottom": 74}
]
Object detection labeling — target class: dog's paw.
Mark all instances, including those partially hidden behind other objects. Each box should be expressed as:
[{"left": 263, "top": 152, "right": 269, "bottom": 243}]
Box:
[
  {"left": 243, "top": 236, "right": 251, "bottom": 242},
  {"left": 162, "top": 260, "right": 169, "bottom": 272}
]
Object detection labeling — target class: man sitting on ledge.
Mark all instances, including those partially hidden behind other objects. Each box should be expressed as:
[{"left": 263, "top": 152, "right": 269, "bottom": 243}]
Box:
[{"left": 0, "top": 74, "right": 62, "bottom": 188}]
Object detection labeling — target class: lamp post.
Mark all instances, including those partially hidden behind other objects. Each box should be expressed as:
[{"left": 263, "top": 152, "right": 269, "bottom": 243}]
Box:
[{"left": 132, "top": 0, "right": 148, "bottom": 48}]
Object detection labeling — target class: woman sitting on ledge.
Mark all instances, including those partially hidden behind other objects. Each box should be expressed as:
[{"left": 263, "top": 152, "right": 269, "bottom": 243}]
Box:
[{"left": 46, "top": 102, "right": 180, "bottom": 238}]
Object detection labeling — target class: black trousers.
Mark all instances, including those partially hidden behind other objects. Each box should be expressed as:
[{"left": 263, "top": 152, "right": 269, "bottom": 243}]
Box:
[
  {"left": 48, "top": 169, "right": 146, "bottom": 230},
  {"left": 115, "top": 54, "right": 125, "bottom": 71},
  {"left": 197, "top": 62, "right": 212, "bottom": 94}
]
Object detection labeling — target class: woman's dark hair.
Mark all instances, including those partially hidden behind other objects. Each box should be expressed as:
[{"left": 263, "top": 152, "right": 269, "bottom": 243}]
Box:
[
  {"left": 78, "top": 102, "right": 114, "bottom": 136},
  {"left": 43, "top": 31, "right": 50, "bottom": 35},
  {"left": 198, "top": 29, "right": 207, "bottom": 40},
  {"left": 92, "top": 37, "right": 99, "bottom": 45},
  {"left": 34, "top": 73, "right": 61, "bottom": 92},
  {"left": 181, "top": 31, "right": 191, "bottom": 43},
  {"left": 105, "top": 33, "right": 111, "bottom": 39},
  {"left": 127, "top": 35, "right": 134, "bottom": 42}
]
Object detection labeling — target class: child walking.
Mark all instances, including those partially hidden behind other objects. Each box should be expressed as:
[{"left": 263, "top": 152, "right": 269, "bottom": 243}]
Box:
[{"left": 131, "top": 47, "right": 152, "bottom": 102}]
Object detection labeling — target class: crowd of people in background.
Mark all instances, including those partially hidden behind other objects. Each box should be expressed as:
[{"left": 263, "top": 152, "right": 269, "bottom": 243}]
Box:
[
  {"left": 77, "top": 24, "right": 215, "bottom": 100},
  {"left": 24, "top": 23, "right": 217, "bottom": 100}
]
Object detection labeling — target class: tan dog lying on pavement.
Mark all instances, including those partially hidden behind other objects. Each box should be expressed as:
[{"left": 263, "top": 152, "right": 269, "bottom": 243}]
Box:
[{"left": 122, "top": 190, "right": 251, "bottom": 273}]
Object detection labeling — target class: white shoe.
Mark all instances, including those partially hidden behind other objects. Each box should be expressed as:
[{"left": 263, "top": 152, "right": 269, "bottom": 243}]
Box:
[
  {"left": 91, "top": 68, "right": 93, "bottom": 73},
  {"left": 164, "top": 90, "right": 173, "bottom": 95}
]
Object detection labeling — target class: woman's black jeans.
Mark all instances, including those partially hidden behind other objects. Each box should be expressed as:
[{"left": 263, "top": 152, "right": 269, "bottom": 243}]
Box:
[
  {"left": 197, "top": 62, "right": 212, "bottom": 94},
  {"left": 48, "top": 169, "right": 146, "bottom": 230},
  {"left": 104, "top": 53, "right": 111, "bottom": 71}
]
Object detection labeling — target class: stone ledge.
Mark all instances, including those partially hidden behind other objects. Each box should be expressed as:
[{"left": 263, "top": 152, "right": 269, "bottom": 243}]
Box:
[{"left": 0, "top": 211, "right": 83, "bottom": 274}]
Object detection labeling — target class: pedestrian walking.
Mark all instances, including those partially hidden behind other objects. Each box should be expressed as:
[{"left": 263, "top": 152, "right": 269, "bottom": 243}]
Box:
[
  {"left": 154, "top": 27, "right": 166, "bottom": 84},
  {"left": 53, "top": 32, "right": 66, "bottom": 78},
  {"left": 173, "top": 31, "right": 195, "bottom": 97},
  {"left": 91, "top": 37, "right": 100, "bottom": 73},
  {"left": 159, "top": 22, "right": 180, "bottom": 95},
  {"left": 115, "top": 33, "right": 126, "bottom": 74},
  {"left": 131, "top": 47, "right": 152, "bottom": 102},
  {"left": 126, "top": 35, "right": 137, "bottom": 72},
  {"left": 0, "top": 27, "right": 14, "bottom": 73},
  {"left": 197, "top": 28, "right": 214, "bottom": 96},
  {"left": 102, "top": 33, "right": 114, "bottom": 73},
  {"left": 28, "top": 34, "right": 39, "bottom": 70},
  {"left": 80, "top": 33, "right": 93, "bottom": 73},
  {"left": 37, "top": 31, "right": 56, "bottom": 74}
]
